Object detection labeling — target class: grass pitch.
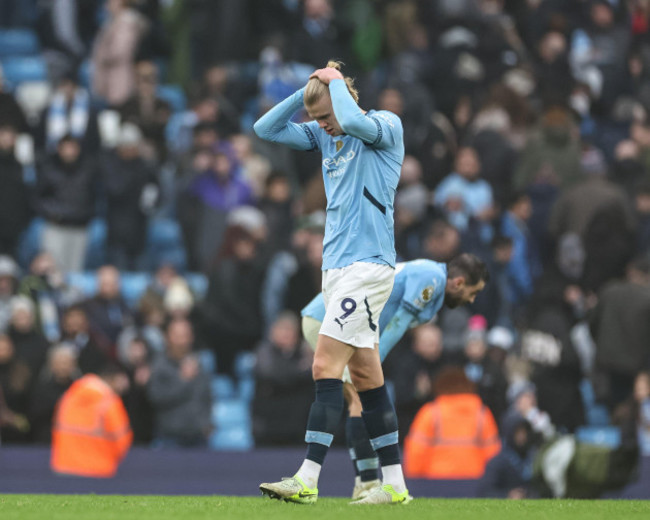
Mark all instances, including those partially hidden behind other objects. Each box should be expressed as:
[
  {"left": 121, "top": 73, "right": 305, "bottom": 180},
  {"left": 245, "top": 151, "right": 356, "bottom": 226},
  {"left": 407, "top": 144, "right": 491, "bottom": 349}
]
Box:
[{"left": 0, "top": 495, "right": 648, "bottom": 520}]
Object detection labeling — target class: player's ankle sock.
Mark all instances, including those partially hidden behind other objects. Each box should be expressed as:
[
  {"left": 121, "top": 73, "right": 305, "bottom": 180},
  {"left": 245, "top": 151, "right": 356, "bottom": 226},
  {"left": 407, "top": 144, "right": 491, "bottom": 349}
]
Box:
[
  {"left": 346, "top": 415, "right": 379, "bottom": 482},
  {"left": 295, "top": 459, "right": 321, "bottom": 489},
  {"left": 300, "top": 378, "right": 344, "bottom": 486},
  {"left": 359, "top": 385, "right": 407, "bottom": 494}
]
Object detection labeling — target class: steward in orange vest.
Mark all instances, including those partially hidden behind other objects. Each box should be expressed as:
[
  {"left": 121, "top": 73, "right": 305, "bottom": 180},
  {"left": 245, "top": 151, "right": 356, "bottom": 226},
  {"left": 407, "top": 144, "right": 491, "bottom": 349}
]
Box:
[
  {"left": 51, "top": 366, "right": 132, "bottom": 478},
  {"left": 404, "top": 366, "right": 501, "bottom": 479}
]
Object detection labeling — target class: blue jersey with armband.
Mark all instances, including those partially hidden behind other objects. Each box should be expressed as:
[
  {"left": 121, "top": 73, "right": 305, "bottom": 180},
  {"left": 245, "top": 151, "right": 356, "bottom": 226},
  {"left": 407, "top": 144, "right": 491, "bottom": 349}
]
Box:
[
  {"left": 254, "top": 80, "right": 404, "bottom": 270},
  {"left": 301, "top": 259, "right": 448, "bottom": 360}
]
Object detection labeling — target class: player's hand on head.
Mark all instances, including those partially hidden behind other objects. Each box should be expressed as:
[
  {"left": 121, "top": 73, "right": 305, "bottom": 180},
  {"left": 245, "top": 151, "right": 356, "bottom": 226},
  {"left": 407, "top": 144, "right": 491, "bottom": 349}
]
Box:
[{"left": 309, "top": 67, "right": 344, "bottom": 85}]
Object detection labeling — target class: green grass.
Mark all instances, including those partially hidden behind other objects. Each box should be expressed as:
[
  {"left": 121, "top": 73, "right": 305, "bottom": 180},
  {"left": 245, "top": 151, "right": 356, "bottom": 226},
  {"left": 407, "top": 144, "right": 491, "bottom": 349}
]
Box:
[{"left": 0, "top": 495, "right": 648, "bottom": 520}]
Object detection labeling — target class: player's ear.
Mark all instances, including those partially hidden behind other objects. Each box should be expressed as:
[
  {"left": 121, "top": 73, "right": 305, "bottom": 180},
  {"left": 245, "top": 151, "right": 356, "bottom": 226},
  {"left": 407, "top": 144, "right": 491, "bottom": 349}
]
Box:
[{"left": 451, "top": 276, "right": 465, "bottom": 290}]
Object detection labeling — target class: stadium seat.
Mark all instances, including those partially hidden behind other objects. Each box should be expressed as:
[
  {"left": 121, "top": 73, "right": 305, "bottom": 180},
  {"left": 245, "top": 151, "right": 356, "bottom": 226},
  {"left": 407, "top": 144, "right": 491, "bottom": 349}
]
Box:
[
  {"left": 157, "top": 85, "right": 187, "bottom": 113},
  {"left": 198, "top": 349, "right": 216, "bottom": 374},
  {"left": 148, "top": 218, "right": 183, "bottom": 248},
  {"left": 211, "top": 375, "right": 236, "bottom": 399},
  {"left": 212, "top": 399, "right": 250, "bottom": 428},
  {"left": 66, "top": 271, "right": 98, "bottom": 299},
  {"left": 0, "top": 56, "right": 47, "bottom": 87},
  {"left": 238, "top": 377, "right": 255, "bottom": 402},
  {"left": 209, "top": 425, "right": 254, "bottom": 451},
  {"left": 186, "top": 273, "right": 209, "bottom": 300},
  {"left": 84, "top": 218, "right": 107, "bottom": 269},
  {"left": 575, "top": 426, "right": 621, "bottom": 449},
  {"left": 0, "top": 29, "right": 40, "bottom": 58},
  {"left": 16, "top": 217, "right": 44, "bottom": 268},
  {"left": 120, "top": 273, "right": 150, "bottom": 307},
  {"left": 234, "top": 352, "right": 256, "bottom": 379},
  {"left": 77, "top": 59, "right": 93, "bottom": 89},
  {"left": 580, "top": 379, "right": 610, "bottom": 427}
]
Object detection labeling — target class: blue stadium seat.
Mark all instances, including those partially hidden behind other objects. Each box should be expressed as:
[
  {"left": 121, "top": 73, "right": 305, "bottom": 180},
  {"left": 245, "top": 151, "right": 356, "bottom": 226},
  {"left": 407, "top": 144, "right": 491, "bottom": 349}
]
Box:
[
  {"left": 120, "top": 272, "right": 151, "bottom": 307},
  {"left": 211, "top": 375, "right": 236, "bottom": 399},
  {"left": 186, "top": 273, "right": 208, "bottom": 300},
  {"left": 580, "top": 379, "right": 610, "bottom": 427},
  {"left": 234, "top": 352, "right": 256, "bottom": 379},
  {"left": 148, "top": 218, "right": 183, "bottom": 248},
  {"left": 209, "top": 425, "right": 254, "bottom": 451},
  {"left": 157, "top": 85, "right": 187, "bottom": 113},
  {"left": 0, "top": 29, "right": 39, "bottom": 58},
  {"left": 198, "top": 349, "right": 216, "bottom": 374},
  {"left": 238, "top": 377, "right": 255, "bottom": 402},
  {"left": 212, "top": 399, "right": 250, "bottom": 428},
  {"left": 575, "top": 426, "right": 621, "bottom": 449},
  {"left": 66, "top": 272, "right": 98, "bottom": 299},
  {"left": 16, "top": 217, "right": 44, "bottom": 268},
  {"left": 1, "top": 56, "right": 47, "bottom": 87},
  {"left": 77, "top": 59, "right": 93, "bottom": 89},
  {"left": 84, "top": 218, "right": 107, "bottom": 270}
]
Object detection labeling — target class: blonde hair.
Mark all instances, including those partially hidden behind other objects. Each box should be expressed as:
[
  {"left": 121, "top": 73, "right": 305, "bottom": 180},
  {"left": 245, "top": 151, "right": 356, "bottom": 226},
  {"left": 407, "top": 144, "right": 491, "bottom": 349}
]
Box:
[{"left": 304, "top": 60, "right": 359, "bottom": 106}]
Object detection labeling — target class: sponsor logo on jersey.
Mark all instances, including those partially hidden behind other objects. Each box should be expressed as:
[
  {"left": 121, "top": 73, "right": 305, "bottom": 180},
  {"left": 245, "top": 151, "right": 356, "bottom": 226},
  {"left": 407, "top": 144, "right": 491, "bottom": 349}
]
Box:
[{"left": 323, "top": 150, "right": 356, "bottom": 178}]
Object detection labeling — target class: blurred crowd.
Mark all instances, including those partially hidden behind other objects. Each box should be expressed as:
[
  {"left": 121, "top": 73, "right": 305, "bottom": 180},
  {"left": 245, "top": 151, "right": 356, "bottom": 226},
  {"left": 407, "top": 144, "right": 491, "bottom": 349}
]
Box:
[{"left": 1, "top": 0, "right": 650, "bottom": 493}]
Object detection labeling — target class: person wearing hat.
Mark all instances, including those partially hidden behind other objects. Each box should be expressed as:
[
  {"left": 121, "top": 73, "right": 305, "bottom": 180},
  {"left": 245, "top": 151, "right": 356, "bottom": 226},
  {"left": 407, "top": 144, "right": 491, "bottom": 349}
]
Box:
[
  {"left": 99, "top": 122, "right": 159, "bottom": 270},
  {"left": 36, "top": 134, "right": 97, "bottom": 273}
]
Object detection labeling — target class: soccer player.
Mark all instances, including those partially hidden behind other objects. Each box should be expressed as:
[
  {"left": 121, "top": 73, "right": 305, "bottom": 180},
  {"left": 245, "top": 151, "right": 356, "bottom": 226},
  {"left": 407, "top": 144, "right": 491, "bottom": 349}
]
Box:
[
  {"left": 302, "top": 254, "right": 489, "bottom": 498},
  {"left": 254, "top": 61, "right": 407, "bottom": 504}
]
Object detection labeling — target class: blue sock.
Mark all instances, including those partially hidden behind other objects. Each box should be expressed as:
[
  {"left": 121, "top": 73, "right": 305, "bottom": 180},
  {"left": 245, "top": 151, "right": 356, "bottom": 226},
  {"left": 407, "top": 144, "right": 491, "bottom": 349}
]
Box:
[
  {"left": 358, "top": 385, "right": 401, "bottom": 467},
  {"left": 305, "top": 378, "right": 344, "bottom": 465},
  {"left": 346, "top": 415, "right": 379, "bottom": 482}
]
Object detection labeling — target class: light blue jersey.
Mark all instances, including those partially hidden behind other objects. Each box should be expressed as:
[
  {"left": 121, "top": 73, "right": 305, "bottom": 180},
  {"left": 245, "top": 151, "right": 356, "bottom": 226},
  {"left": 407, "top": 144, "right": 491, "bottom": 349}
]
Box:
[
  {"left": 254, "top": 80, "right": 404, "bottom": 270},
  {"left": 302, "top": 259, "right": 448, "bottom": 361}
]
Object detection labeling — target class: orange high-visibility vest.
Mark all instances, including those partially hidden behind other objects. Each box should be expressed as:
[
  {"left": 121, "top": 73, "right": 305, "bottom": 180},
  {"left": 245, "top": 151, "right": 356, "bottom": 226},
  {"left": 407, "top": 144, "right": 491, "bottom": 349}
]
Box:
[
  {"left": 404, "top": 393, "right": 501, "bottom": 479},
  {"left": 51, "top": 374, "right": 132, "bottom": 478}
]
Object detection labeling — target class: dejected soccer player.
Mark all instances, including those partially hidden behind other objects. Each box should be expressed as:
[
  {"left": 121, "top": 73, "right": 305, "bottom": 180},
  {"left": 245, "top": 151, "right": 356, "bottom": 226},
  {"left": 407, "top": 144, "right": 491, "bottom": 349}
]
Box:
[
  {"left": 254, "top": 61, "right": 407, "bottom": 504},
  {"left": 301, "top": 255, "right": 489, "bottom": 499}
]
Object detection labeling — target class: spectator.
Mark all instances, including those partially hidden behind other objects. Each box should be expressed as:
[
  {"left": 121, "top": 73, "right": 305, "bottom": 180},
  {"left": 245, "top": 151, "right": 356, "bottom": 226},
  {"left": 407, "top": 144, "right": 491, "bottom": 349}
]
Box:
[
  {"left": 117, "top": 335, "right": 154, "bottom": 445},
  {"left": 18, "top": 252, "right": 75, "bottom": 343},
  {"left": 252, "top": 312, "right": 313, "bottom": 445},
  {"left": 635, "top": 371, "right": 650, "bottom": 455},
  {"left": 92, "top": 0, "right": 149, "bottom": 106},
  {"left": 390, "top": 323, "right": 447, "bottom": 435},
  {"left": 0, "top": 255, "right": 19, "bottom": 333},
  {"left": 61, "top": 305, "right": 109, "bottom": 375},
  {"left": 500, "top": 191, "right": 541, "bottom": 306},
  {"left": 257, "top": 172, "right": 294, "bottom": 254},
  {"left": 35, "top": 134, "right": 97, "bottom": 273},
  {"left": 51, "top": 364, "right": 132, "bottom": 477},
  {"left": 147, "top": 319, "right": 211, "bottom": 447},
  {"left": 231, "top": 134, "right": 272, "bottom": 200},
  {"left": 0, "top": 334, "right": 31, "bottom": 442},
  {"left": 0, "top": 124, "right": 31, "bottom": 257},
  {"left": 0, "top": 67, "right": 29, "bottom": 132},
  {"left": 100, "top": 123, "right": 159, "bottom": 269},
  {"left": 433, "top": 146, "right": 494, "bottom": 236},
  {"left": 404, "top": 366, "right": 501, "bottom": 479},
  {"left": 589, "top": 256, "right": 650, "bottom": 410},
  {"left": 6, "top": 296, "right": 49, "bottom": 379},
  {"left": 502, "top": 380, "right": 556, "bottom": 442},
  {"left": 37, "top": 73, "right": 100, "bottom": 153},
  {"left": 82, "top": 266, "right": 133, "bottom": 359},
  {"left": 119, "top": 60, "right": 172, "bottom": 162},
  {"left": 478, "top": 417, "right": 536, "bottom": 499},
  {"left": 198, "top": 224, "right": 266, "bottom": 376},
  {"left": 29, "top": 343, "right": 79, "bottom": 444}
]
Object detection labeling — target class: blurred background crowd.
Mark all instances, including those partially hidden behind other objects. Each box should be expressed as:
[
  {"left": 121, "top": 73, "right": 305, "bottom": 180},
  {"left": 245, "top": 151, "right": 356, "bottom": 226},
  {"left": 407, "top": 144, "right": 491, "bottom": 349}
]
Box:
[{"left": 0, "top": 0, "right": 650, "bottom": 493}]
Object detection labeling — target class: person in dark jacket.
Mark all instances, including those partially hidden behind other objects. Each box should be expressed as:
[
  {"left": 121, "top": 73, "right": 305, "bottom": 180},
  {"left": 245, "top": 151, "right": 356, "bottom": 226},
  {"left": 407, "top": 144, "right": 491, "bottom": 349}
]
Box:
[
  {"left": 28, "top": 343, "right": 79, "bottom": 443},
  {"left": 0, "top": 124, "right": 32, "bottom": 257},
  {"left": 478, "top": 417, "right": 536, "bottom": 498},
  {"left": 100, "top": 123, "right": 159, "bottom": 270},
  {"left": 252, "top": 312, "right": 314, "bottom": 445},
  {"left": 147, "top": 318, "right": 211, "bottom": 447},
  {"left": 590, "top": 256, "right": 650, "bottom": 410},
  {"left": 6, "top": 296, "right": 49, "bottom": 380},
  {"left": 36, "top": 134, "right": 97, "bottom": 273}
]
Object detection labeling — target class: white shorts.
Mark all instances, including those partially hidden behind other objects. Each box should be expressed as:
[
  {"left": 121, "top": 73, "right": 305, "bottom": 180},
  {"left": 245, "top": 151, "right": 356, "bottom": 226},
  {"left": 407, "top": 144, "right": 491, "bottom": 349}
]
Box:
[{"left": 319, "top": 262, "right": 394, "bottom": 350}]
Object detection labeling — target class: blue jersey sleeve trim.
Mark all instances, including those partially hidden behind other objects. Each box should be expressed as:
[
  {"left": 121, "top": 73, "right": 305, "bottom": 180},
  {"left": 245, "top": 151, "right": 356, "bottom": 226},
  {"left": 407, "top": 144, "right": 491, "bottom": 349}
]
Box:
[
  {"left": 368, "top": 117, "right": 383, "bottom": 146},
  {"left": 300, "top": 123, "right": 318, "bottom": 151}
]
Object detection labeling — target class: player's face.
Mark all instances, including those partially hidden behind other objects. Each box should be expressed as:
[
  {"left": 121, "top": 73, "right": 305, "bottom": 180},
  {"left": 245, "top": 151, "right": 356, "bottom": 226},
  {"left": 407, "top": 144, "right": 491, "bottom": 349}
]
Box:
[
  {"left": 305, "top": 95, "right": 343, "bottom": 137},
  {"left": 444, "top": 278, "right": 486, "bottom": 308}
]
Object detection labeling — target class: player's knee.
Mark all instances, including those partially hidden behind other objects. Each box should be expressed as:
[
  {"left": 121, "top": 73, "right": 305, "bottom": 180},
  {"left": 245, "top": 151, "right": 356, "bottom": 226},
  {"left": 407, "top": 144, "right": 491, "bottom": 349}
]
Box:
[
  {"left": 312, "top": 357, "right": 336, "bottom": 380},
  {"left": 348, "top": 365, "right": 383, "bottom": 392}
]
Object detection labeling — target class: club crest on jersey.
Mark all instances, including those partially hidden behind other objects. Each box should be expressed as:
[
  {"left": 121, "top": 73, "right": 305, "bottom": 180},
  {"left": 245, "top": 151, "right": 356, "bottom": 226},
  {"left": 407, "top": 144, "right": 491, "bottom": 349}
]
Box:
[
  {"left": 421, "top": 286, "right": 434, "bottom": 302},
  {"left": 336, "top": 140, "right": 343, "bottom": 152}
]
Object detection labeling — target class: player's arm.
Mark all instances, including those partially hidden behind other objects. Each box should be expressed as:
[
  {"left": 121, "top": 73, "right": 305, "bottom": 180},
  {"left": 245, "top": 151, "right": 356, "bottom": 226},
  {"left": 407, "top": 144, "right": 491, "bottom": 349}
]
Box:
[
  {"left": 253, "top": 88, "right": 318, "bottom": 151},
  {"left": 329, "top": 79, "right": 383, "bottom": 145},
  {"left": 378, "top": 306, "right": 418, "bottom": 362}
]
